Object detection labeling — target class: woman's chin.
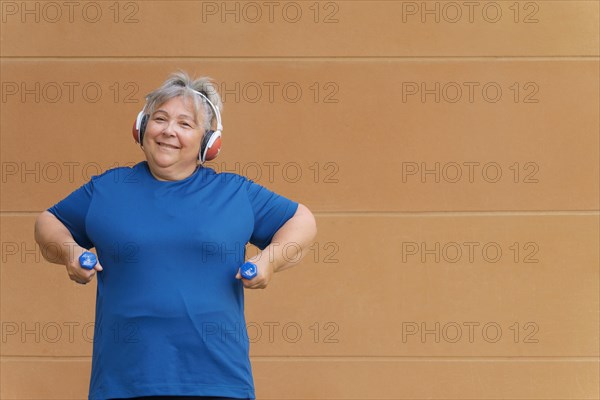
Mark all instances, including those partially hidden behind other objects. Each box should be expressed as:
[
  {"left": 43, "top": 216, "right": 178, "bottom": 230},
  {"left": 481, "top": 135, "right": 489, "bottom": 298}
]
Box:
[
  {"left": 147, "top": 155, "right": 198, "bottom": 175},
  {"left": 148, "top": 155, "right": 178, "bottom": 169}
]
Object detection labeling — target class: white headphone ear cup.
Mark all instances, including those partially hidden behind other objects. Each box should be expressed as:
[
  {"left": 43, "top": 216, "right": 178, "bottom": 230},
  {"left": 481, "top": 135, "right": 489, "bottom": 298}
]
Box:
[
  {"left": 138, "top": 115, "right": 149, "bottom": 144},
  {"left": 135, "top": 111, "right": 144, "bottom": 130},
  {"left": 133, "top": 110, "right": 147, "bottom": 144}
]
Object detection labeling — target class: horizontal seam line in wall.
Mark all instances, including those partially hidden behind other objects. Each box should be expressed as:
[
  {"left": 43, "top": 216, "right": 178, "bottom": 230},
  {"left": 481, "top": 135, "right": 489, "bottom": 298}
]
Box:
[
  {"left": 253, "top": 356, "right": 600, "bottom": 361},
  {"left": 0, "top": 0, "right": 592, "bottom": 2},
  {"left": 2, "top": 356, "right": 599, "bottom": 362},
  {"left": 2, "top": 211, "right": 600, "bottom": 217},
  {"left": 1, "top": 56, "right": 599, "bottom": 61},
  {"left": 70, "top": 0, "right": 600, "bottom": 1},
  {"left": 313, "top": 211, "right": 600, "bottom": 217}
]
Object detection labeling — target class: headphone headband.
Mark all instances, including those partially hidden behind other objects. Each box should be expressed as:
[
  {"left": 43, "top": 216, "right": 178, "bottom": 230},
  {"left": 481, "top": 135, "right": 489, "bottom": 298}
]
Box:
[{"left": 189, "top": 89, "right": 223, "bottom": 133}]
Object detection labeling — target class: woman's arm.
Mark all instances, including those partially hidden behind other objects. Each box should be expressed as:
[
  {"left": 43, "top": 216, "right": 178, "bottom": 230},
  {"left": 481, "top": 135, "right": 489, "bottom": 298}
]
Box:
[
  {"left": 267, "top": 203, "right": 318, "bottom": 273},
  {"left": 238, "top": 203, "right": 317, "bottom": 288},
  {"left": 34, "top": 211, "right": 102, "bottom": 284}
]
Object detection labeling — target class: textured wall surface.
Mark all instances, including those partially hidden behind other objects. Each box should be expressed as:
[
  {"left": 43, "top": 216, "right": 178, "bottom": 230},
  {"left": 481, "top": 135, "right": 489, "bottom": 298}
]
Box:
[{"left": 1, "top": 1, "right": 599, "bottom": 399}]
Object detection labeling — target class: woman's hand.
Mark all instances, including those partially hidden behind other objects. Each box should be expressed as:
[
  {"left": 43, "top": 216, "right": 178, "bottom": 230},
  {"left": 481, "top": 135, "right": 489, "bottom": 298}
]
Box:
[
  {"left": 34, "top": 211, "right": 103, "bottom": 285},
  {"left": 235, "top": 254, "right": 274, "bottom": 289},
  {"left": 65, "top": 247, "right": 103, "bottom": 285},
  {"left": 235, "top": 203, "right": 317, "bottom": 289}
]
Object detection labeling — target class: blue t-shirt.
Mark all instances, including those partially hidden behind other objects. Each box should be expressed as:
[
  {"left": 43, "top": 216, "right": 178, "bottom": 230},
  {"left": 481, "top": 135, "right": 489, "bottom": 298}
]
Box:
[{"left": 48, "top": 161, "right": 299, "bottom": 400}]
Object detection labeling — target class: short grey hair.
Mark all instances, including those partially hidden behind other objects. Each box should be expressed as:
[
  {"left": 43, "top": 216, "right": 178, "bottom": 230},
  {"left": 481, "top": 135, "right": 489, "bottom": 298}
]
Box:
[{"left": 144, "top": 70, "right": 223, "bottom": 132}]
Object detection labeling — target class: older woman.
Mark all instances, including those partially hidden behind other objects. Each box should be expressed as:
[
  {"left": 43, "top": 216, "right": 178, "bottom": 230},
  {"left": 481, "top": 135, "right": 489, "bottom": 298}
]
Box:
[{"left": 34, "top": 71, "right": 317, "bottom": 400}]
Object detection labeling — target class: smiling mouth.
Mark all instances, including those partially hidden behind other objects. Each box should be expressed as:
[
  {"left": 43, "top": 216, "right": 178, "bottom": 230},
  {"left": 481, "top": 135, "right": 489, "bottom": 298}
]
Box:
[{"left": 157, "top": 142, "right": 181, "bottom": 149}]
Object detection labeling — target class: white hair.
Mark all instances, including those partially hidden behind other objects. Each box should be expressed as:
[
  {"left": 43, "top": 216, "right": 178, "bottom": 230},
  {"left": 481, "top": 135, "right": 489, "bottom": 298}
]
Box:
[{"left": 144, "top": 70, "right": 223, "bottom": 132}]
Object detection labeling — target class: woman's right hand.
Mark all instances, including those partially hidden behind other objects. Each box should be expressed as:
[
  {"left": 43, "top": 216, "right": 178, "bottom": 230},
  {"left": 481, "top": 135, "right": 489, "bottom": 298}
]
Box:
[{"left": 65, "top": 247, "right": 103, "bottom": 285}]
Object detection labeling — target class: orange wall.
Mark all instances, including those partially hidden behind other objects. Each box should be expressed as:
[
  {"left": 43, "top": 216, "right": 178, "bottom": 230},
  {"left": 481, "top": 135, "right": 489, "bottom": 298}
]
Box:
[{"left": 1, "top": 1, "right": 599, "bottom": 399}]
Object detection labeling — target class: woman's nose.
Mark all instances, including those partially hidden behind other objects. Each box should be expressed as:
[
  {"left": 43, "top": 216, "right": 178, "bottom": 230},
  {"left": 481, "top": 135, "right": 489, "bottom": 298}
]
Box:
[{"left": 162, "top": 121, "right": 177, "bottom": 136}]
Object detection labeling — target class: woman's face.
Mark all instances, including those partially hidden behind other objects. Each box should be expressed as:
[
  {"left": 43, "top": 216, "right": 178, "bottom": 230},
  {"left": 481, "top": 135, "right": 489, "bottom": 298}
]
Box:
[{"left": 142, "top": 96, "right": 204, "bottom": 180}]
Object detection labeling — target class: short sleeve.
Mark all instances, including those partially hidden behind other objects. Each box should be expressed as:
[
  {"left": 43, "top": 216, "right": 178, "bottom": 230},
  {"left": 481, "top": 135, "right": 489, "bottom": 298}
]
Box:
[
  {"left": 245, "top": 178, "right": 299, "bottom": 250},
  {"left": 47, "top": 179, "right": 94, "bottom": 249}
]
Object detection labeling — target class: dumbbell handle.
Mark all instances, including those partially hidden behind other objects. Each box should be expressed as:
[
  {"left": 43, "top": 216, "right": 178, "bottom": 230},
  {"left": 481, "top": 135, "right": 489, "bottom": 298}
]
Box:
[
  {"left": 240, "top": 262, "right": 257, "bottom": 280},
  {"left": 79, "top": 251, "right": 97, "bottom": 270}
]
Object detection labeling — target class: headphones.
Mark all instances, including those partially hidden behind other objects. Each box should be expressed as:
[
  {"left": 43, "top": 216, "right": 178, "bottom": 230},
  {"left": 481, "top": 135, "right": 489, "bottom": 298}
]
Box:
[{"left": 132, "top": 89, "right": 223, "bottom": 163}]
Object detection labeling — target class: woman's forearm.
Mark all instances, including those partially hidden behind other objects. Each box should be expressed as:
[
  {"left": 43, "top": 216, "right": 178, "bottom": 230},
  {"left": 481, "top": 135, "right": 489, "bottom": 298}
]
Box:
[
  {"left": 34, "top": 211, "right": 81, "bottom": 266},
  {"left": 259, "top": 203, "right": 317, "bottom": 273}
]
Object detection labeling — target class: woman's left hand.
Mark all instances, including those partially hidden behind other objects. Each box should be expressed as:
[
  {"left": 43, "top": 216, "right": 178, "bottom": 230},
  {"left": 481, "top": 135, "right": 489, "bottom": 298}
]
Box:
[
  {"left": 235, "top": 254, "right": 274, "bottom": 289},
  {"left": 235, "top": 203, "right": 317, "bottom": 289}
]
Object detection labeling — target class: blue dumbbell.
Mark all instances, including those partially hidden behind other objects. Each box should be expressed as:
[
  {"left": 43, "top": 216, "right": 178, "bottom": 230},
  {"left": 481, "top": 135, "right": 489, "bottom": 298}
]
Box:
[
  {"left": 240, "top": 262, "right": 257, "bottom": 280},
  {"left": 79, "top": 251, "right": 97, "bottom": 270}
]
